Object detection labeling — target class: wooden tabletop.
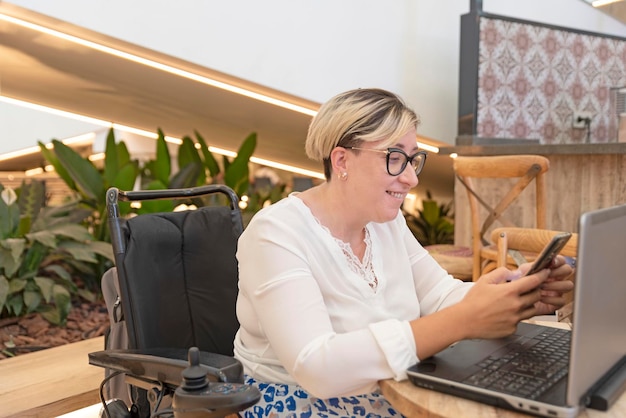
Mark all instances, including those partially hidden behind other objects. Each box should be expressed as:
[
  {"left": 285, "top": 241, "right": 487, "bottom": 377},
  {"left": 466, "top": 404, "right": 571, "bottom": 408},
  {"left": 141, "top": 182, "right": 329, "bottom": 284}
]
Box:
[
  {"left": 379, "top": 320, "right": 625, "bottom": 418},
  {"left": 0, "top": 337, "right": 104, "bottom": 418},
  {"left": 379, "top": 379, "right": 626, "bottom": 418}
]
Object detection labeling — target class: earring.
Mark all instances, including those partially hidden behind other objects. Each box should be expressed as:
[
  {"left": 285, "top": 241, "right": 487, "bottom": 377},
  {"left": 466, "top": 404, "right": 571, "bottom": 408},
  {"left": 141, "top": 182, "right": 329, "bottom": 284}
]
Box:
[{"left": 339, "top": 172, "right": 348, "bottom": 181}]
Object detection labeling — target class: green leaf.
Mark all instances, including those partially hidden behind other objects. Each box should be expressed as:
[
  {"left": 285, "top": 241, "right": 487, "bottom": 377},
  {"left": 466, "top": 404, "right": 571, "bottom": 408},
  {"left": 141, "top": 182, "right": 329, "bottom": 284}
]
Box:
[
  {"left": 26, "top": 230, "right": 57, "bottom": 248},
  {"left": 116, "top": 140, "right": 132, "bottom": 167},
  {"left": 16, "top": 215, "right": 32, "bottom": 237},
  {"left": 24, "top": 289, "right": 42, "bottom": 312},
  {"left": 421, "top": 200, "right": 440, "bottom": 226},
  {"left": 0, "top": 194, "right": 20, "bottom": 239},
  {"left": 112, "top": 163, "right": 139, "bottom": 192},
  {"left": 77, "top": 288, "right": 96, "bottom": 302},
  {"left": 34, "top": 276, "right": 55, "bottom": 302},
  {"left": 178, "top": 136, "right": 206, "bottom": 186},
  {"left": 57, "top": 242, "right": 98, "bottom": 263},
  {"left": 53, "top": 284, "right": 71, "bottom": 325},
  {"left": 224, "top": 132, "right": 256, "bottom": 194},
  {"left": 20, "top": 242, "right": 47, "bottom": 277},
  {"left": 39, "top": 305, "right": 60, "bottom": 325},
  {"left": 103, "top": 127, "right": 119, "bottom": 186},
  {"left": 48, "top": 223, "right": 93, "bottom": 241},
  {"left": 6, "top": 293, "right": 24, "bottom": 316},
  {"left": 195, "top": 130, "right": 220, "bottom": 177},
  {"left": 0, "top": 239, "right": 25, "bottom": 277},
  {"left": 17, "top": 180, "right": 45, "bottom": 225},
  {"left": 8, "top": 278, "right": 27, "bottom": 293},
  {"left": 52, "top": 140, "right": 105, "bottom": 204},
  {"left": 154, "top": 128, "right": 171, "bottom": 186},
  {"left": 86, "top": 241, "right": 114, "bottom": 262},
  {"left": 42, "top": 265, "right": 72, "bottom": 281},
  {"left": 0, "top": 275, "right": 8, "bottom": 311},
  {"left": 136, "top": 180, "right": 174, "bottom": 214},
  {"left": 38, "top": 141, "right": 77, "bottom": 191},
  {"left": 178, "top": 136, "right": 201, "bottom": 168},
  {"left": 169, "top": 162, "right": 203, "bottom": 189}
]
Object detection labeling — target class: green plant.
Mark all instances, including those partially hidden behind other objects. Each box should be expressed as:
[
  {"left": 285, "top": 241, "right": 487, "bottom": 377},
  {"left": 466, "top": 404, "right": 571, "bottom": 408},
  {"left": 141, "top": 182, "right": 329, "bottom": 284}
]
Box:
[
  {"left": 138, "top": 129, "right": 257, "bottom": 212},
  {"left": 0, "top": 181, "right": 114, "bottom": 325},
  {"left": 39, "top": 128, "right": 140, "bottom": 243},
  {"left": 404, "top": 190, "right": 454, "bottom": 246}
]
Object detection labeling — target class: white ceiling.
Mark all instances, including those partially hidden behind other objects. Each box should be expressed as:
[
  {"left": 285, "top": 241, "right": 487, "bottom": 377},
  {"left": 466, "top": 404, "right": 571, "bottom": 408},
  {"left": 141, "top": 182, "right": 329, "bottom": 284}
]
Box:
[{"left": 0, "top": 2, "right": 455, "bottom": 194}]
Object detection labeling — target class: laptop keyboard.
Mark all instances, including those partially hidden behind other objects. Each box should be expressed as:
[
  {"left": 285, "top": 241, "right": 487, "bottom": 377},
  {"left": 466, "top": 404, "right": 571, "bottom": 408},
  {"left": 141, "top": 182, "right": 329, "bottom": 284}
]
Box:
[{"left": 463, "top": 327, "right": 571, "bottom": 400}]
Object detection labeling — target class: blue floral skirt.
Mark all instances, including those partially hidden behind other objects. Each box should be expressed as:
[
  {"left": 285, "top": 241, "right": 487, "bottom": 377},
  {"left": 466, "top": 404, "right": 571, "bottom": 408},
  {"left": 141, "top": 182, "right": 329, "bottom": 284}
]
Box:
[{"left": 239, "top": 376, "right": 403, "bottom": 418}]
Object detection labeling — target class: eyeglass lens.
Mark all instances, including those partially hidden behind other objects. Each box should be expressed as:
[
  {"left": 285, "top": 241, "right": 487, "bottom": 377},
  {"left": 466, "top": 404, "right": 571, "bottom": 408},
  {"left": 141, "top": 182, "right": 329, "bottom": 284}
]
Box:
[{"left": 387, "top": 149, "right": 426, "bottom": 176}]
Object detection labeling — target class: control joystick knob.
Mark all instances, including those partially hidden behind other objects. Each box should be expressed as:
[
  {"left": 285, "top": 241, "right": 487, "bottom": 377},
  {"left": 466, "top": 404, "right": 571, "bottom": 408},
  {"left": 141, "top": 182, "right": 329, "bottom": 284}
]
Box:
[{"left": 180, "top": 347, "right": 208, "bottom": 391}]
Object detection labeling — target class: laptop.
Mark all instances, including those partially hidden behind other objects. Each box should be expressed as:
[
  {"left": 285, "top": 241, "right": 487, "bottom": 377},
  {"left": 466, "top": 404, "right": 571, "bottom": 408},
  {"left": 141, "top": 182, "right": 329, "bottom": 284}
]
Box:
[{"left": 407, "top": 204, "right": 626, "bottom": 418}]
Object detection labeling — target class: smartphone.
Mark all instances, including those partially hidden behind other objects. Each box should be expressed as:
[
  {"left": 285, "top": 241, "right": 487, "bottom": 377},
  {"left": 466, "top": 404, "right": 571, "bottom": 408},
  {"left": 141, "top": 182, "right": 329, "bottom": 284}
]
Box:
[{"left": 525, "top": 232, "right": 573, "bottom": 276}]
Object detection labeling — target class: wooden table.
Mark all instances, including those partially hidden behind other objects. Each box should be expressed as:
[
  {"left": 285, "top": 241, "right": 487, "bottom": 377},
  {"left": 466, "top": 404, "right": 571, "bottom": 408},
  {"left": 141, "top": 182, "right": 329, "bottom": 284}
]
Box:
[
  {"left": 379, "top": 320, "right": 626, "bottom": 417},
  {"left": 0, "top": 337, "right": 104, "bottom": 418},
  {"left": 379, "top": 379, "right": 626, "bottom": 418}
]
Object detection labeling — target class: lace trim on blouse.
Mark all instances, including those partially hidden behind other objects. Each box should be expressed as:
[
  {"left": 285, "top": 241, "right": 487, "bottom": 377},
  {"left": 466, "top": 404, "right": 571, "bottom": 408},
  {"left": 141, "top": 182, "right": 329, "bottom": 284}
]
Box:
[{"left": 332, "top": 227, "right": 379, "bottom": 292}]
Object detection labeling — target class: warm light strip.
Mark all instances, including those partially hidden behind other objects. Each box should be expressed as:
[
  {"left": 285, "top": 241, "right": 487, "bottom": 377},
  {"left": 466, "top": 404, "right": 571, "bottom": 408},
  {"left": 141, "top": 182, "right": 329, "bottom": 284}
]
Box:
[
  {"left": 250, "top": 157, "right": 325, "bottom": 179},
  {"left": 0, "top": 97, "right": 325, "bottom": 178},
  {"left": 417, "top": 141, "right": 439, "bottom": 153},
  {"left": 591, "top": 0, "right": 622, "bottom": 6},
  {"left": 1, "top": 94, "right": 436, "bottom": 177},
  {"left": 0, "top": 13, "right": 318, "bottom": 117},
  {"left": 0, "top": 132, "right": 95, "bottom": 161},
  {"left": 0, "top": 14, "right": 441, "bottom": 153}
]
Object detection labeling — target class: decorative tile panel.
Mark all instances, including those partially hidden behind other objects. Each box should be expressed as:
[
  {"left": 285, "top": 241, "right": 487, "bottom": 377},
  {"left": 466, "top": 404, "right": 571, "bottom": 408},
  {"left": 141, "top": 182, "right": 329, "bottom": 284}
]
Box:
[{"left": 477, "top": 17, "right": 626, "bottom": 144}]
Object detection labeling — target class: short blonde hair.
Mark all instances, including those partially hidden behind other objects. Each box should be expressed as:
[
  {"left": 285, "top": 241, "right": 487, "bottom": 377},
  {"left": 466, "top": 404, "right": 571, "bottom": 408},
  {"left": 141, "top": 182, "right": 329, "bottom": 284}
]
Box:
[{"left": 305, "top": 88, "right": 420, "bottom": 180}]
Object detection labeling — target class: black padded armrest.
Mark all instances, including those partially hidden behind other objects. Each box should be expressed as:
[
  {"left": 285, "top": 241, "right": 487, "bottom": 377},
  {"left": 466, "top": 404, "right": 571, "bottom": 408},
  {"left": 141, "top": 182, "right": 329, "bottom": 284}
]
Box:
[{"left": 89, "top": 348, "right": 244, "bottom": 388}]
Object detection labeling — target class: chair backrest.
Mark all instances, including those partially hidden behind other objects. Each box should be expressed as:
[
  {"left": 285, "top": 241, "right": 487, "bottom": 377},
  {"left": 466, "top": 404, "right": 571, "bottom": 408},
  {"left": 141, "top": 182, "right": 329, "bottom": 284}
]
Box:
[
  {"left": 453, "top": 154, "right": 550, "bottom": 280},
  {"left": 107, "top": 185, "right": 243, "bottom": 356}
]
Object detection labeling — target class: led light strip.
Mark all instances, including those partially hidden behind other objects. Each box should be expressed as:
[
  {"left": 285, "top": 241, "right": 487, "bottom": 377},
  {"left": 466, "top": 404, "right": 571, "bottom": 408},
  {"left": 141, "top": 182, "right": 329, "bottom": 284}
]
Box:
[
  {"left": 591, "top": 0, "right": 623, "bottom": 7},
  {"left": 0, "top": 11, "right": 440, "bottom": 174},
  {"left": 0, "top": 13, "right": 319, "bottom": 117},
  {"left": 0, "top": 97, "right": 326, "bottom": 179}
]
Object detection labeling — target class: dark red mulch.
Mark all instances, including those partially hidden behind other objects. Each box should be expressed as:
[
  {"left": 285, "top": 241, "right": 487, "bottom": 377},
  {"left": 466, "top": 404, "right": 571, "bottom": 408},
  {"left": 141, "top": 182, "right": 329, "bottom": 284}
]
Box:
[{"left": 0, "top": 300, "right": 110, "bottom": 360}]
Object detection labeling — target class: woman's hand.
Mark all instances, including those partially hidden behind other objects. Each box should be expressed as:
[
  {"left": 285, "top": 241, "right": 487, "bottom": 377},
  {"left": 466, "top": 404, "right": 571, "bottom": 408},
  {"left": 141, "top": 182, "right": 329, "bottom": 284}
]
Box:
[
  {"left": 458, "top": 267, "right": 550, "bottom": 339},
  {"left": 519, "top": 255, "right": 574, "bottom": 315}
]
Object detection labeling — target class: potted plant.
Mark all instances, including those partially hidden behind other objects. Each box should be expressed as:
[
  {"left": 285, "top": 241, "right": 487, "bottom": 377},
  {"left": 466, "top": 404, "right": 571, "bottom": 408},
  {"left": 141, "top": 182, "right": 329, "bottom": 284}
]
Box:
[{"left": 0, "top": 181, "right": 113, "bottom": 325}]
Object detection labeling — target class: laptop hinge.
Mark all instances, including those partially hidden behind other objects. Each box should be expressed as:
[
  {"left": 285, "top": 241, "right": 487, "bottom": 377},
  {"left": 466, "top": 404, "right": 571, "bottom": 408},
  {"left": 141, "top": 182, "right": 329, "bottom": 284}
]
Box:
[{"left": 585, "top": 355, "right": 626, "bottom": 411}]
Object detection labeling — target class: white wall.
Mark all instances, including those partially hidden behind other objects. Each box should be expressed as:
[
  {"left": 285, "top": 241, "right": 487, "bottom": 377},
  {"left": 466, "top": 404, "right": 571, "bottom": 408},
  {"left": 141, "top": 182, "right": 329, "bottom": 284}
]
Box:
[
  {"left": 483, "top": 0, "right": 626, "bottom": 37},
  {"left": 1, "top": 0, "right": 624, "bottom": 154}
]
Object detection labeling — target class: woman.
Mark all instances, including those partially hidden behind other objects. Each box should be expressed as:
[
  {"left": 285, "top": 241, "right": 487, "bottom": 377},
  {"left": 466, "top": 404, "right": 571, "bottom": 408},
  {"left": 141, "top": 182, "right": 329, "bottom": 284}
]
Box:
[{"left": 233, "top": 88, "right": 573, "bottom": 417}]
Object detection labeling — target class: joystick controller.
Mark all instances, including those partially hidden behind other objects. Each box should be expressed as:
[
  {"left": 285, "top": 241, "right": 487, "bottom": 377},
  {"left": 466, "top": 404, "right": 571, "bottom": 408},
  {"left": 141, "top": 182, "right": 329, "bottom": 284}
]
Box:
[{"left": 172, "top": 347, "right": 260, "bottom": 418}]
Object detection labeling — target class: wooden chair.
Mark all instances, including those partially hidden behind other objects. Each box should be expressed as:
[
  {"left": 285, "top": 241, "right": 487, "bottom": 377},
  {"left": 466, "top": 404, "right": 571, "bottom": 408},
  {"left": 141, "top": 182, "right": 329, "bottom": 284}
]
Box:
[
  {"left": 453, "top": 155, "right": 550, "bottom": 281},
  {"left": 492, "top": 227, "right": 577, "bottom": 322}
]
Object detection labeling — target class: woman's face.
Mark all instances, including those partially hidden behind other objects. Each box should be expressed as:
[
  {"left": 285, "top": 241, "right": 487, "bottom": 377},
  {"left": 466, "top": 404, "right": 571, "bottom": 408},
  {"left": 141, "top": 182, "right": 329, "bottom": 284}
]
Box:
[{"left": 345, "top": 128, "right": 420, "bottom": 224}]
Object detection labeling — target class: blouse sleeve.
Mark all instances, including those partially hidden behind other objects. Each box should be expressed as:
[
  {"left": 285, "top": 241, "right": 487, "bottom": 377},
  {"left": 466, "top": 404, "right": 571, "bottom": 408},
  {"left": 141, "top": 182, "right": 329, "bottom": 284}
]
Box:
[{"left": 399, "top": 214, "right": 474, "bottom": 315}]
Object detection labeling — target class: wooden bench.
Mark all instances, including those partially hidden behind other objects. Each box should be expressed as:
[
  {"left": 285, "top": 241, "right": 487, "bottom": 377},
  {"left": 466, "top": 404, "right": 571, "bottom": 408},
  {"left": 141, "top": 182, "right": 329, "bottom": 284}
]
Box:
[{"left": 0, "top": 336, "right": 104, "bottom": 418}]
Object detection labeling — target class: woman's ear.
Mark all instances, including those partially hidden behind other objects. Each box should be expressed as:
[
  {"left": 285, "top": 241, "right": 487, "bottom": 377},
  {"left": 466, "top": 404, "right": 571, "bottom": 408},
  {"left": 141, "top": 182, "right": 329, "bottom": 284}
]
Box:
[{"left": 329, "top": 146, "right": 349, "bottom": 175}]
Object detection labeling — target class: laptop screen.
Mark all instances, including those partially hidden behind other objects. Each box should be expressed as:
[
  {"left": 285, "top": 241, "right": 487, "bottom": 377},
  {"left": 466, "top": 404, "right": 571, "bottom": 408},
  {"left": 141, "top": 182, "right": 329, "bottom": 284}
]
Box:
[{"left": 567, "top": 204, "right": 626, "bottom": 405}]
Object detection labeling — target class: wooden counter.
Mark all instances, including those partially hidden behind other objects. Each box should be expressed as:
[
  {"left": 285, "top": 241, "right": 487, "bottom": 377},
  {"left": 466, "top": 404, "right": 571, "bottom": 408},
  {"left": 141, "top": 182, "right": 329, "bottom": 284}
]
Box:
[
  {"left": 379, "top": 378, "right": 626, "bottom": 418},
  {"left": 440, "top": 143, "right": 626, "bottom": 248},
  {"left": 379, "top": 320, "right": 626, "bottom": 417},
  {"left": 0, "top": 337, "right": 104, "bottom": 418}
]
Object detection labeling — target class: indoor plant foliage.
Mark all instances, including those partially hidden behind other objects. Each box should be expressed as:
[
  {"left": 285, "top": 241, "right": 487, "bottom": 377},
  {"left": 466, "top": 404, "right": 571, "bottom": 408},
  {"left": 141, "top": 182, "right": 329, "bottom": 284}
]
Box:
[
  {"left": 39, "top": 128, "right": 139, "bottom": 244},
  {"left": 138, "top": 129, "right": 257, "bottom": 213},
  {"left": 404, "top": 191, "right": 454, "bottom": 246},
  {"left": 0, "top": 181, "right": 114, "bottom": 325}
]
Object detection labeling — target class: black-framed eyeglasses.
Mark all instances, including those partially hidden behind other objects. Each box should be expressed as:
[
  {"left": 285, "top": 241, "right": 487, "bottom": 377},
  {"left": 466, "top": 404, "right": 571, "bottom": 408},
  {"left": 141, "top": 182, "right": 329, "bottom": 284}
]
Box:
[{"left": 344, "top": 147, "right": 428, "bottom": 176}]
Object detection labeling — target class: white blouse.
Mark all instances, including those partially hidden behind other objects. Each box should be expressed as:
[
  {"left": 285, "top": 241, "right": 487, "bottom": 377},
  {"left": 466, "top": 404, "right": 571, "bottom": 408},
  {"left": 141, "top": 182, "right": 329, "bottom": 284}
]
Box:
[{"left": 233, "top": 194, "right": 473, "bottom": 399}]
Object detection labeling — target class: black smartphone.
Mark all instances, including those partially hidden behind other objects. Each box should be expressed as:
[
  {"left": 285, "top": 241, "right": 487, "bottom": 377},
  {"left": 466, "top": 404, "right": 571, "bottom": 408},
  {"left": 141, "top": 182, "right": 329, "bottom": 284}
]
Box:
[{"left": 525, "top": 232, "right": 572, "bottom": 276}]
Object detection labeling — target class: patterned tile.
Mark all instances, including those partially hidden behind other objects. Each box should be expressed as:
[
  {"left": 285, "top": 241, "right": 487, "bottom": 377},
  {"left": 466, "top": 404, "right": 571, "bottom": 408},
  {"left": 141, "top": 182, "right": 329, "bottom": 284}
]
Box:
[{"left": 476, "top": 17, "right": 626, "bottom": 144}]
